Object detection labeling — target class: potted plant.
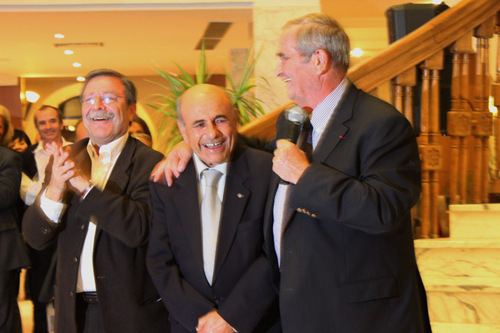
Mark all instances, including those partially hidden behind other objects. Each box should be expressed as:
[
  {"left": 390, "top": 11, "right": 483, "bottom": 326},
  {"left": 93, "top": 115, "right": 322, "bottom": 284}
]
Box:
[{"left": 148, "top": 44, "right": 267, "bottom": 153}]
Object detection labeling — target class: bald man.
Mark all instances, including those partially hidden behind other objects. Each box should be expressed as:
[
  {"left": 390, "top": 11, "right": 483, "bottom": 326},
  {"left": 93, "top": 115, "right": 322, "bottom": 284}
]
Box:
[{"left": 147, "top": 84, "right": 280, "bottom": 333}]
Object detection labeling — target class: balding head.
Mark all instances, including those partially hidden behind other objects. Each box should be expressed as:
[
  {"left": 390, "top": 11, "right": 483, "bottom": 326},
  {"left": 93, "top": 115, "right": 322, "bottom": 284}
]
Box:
[{"left": 176, "top": 84, "right": 238, "bottom": 167}]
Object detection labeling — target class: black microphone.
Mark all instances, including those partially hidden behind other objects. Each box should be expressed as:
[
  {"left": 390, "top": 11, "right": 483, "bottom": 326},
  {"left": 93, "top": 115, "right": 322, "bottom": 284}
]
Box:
[
  {"left": 279, "top": 105, "right": 308, "bottom": 185},
  {"left": 283, "top": 105, "right": 308, "bottom": 144}
]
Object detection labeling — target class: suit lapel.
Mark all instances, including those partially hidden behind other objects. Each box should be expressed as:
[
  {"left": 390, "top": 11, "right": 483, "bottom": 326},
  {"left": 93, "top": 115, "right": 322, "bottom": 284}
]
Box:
[
  {"left": 212, "top": 147, "right": 250, "bottom": 283},
  {"left": 313, "top": 84, "right": 358, "bottom": 162},
  {"left": 92, "top": 137, "right": 134, "bottom": 243},
  {"left": 173, "top": 161, "right": 206, "bottom": 275}
]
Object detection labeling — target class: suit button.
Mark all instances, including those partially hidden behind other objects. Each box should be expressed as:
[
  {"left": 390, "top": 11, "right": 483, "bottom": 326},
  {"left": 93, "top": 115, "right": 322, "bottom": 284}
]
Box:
[
  {"left": 81, "top": 224, "right": 86, "bottom": 230},
  {"left": 70, "top": 291, "right": 74, "bottom": 297},
  {"left": 311, "top": 213, "right": 317, "bottom": 218},
  {"left": 73, "top": 257, "right": 78, "bottom": 263},
  {"left": 42, "top": 228, "right": 48, "bottom": 234}
]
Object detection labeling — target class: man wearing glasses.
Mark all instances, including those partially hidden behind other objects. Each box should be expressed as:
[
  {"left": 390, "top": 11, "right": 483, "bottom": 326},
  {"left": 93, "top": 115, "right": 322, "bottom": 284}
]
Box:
[{"left": 23, "top": 69, "right": 170, "bottom": 333}]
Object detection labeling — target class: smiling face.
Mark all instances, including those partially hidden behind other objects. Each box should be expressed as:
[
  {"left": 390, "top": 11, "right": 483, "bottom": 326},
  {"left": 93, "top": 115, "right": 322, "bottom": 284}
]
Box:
[
  {"left": 35, "top": 107, "right": 63, "bottom": 144},
  {"left": 81, "top": 75, "right": 136, "bottom": 147},
  {"left": 275, "top": 26, "right": 318, "bottom": 108},
  {"left": 177, "top": 84, "right": 237, "bottom": 167}
]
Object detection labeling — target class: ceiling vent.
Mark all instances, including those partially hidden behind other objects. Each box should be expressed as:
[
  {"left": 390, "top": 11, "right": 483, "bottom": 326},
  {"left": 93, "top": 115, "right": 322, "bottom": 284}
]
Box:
[
  {"left": 195, "top": 21, "right": 232, "bottom": 50},
  {"left": 54, "top": 42, "right": 104, "bottom": 48}
]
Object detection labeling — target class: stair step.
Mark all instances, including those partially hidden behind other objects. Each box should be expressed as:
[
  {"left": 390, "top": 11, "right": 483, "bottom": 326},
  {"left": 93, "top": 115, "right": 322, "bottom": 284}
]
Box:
[
  {"left": 423, "top": 276, "right": 500, "bottom": 325},
  {"left": 415, "top": 239, "right": 500, "bottom": 279},
  {"left": 449, "top": 204, "right": 500, "bottom": 239},
  {"left": 431, "top": 322, "right": 500, "bottom": 333}
]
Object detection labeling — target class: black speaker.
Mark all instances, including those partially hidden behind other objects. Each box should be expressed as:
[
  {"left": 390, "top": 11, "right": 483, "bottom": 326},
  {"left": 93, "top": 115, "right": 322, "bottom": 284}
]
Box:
[{"left": 386, "top": 2, "right": 451, "bottom": 135}]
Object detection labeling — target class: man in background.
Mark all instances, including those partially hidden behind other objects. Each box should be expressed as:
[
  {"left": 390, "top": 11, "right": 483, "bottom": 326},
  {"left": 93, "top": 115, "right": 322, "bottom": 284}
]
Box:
[
  {"left": 0, "top": 146, "right": 31, "bottom": 333},
  {"left": 21, "top": 105, "right": 70, "bottom": 333}
]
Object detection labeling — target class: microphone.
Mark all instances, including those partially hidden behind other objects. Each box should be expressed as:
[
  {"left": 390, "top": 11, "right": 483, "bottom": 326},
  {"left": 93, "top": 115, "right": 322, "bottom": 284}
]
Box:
[
  {"left": 283, "top": 105, "right": 308, "bottom": 144},
  {"left": 279, "top": 105, "right": 308, "bottom": 185}
]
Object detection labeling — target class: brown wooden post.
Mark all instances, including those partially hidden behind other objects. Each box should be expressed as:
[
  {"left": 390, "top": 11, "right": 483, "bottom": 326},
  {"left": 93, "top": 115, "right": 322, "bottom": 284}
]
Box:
[
  {"left": 472, "top": 17, "right": 495, "bottom": 203},
  {"left": 461, "top": 52, "right": 474, "bottom": 202},
  {"left": 493, "top": 12, "right": 500, "bottom": 194},
  {"left": 448, "top": 34, "right": 474, "bottom": 204},
  {"left": 419, "top": 52, "right": 443, "bottom": 238},
  {"left": 393, "top": 68, "right": 417, "bottom": 127}
]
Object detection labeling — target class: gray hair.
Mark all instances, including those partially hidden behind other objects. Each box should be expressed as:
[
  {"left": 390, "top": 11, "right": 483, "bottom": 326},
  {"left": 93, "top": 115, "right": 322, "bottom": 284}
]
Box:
[{"left": 283, "top": 13, "right": 350, "bottom": 73}]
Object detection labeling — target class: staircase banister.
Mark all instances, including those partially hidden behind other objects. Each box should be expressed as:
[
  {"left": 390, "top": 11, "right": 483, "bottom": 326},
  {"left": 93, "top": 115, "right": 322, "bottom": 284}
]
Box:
[{"left": 348, "top": 0, "right": 500, "bottom": 92}]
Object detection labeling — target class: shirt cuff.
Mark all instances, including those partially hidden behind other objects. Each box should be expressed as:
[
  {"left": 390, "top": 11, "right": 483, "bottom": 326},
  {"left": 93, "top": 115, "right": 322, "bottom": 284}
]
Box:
[{"left": 40, "top": 188, "right": 65, "bottom": 223}]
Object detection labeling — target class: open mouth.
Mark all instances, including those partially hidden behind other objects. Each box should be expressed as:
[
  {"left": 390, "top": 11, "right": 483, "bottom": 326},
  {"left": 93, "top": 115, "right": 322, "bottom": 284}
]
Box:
[
  {"left": 88, "top": 112, "right": 114, "bottom": 121},
  {"left": 283, "top": 78, "right": 291, "bottom": 83},
  {"left": 203, "top": 142, "right": 223, "bottom": 149}
]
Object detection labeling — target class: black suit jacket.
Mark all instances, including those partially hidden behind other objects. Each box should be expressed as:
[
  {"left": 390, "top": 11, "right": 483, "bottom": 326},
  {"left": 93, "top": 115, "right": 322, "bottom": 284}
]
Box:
[
  {"left": 264, "top": 83, "right": 431, "bottom": 332},
  {"left": 21, "top": 143, "right": 39, "bottom": 179},
  {"left": 147, "top": 145, "right": 279, "bottom": 333},
  {"left": 0, "top": 146, "right": 30, "bottom": 272},
  {"left": 22, "top": 137, "right": 170, "bottom": 333}
]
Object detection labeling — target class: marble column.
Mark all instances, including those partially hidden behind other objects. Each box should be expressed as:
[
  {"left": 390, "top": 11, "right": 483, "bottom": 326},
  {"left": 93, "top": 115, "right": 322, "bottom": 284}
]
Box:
[{"left": 252, "top": 0, "right": 321, "bottom": 113}]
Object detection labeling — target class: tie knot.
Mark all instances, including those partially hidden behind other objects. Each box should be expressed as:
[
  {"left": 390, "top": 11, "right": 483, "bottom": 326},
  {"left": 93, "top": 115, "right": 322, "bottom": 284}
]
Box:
[{"left": 203, "top": 168, "right": 222, "bottom": 187}]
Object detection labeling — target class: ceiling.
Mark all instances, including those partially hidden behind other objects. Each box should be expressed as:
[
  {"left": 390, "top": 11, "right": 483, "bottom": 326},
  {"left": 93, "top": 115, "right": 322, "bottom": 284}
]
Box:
[{"left": 0, "top": 0, "right": 449, "bottom": 83}]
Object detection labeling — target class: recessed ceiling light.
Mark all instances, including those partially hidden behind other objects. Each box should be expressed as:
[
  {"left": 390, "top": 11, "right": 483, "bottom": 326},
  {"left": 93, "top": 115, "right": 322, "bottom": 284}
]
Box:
[
  {"left": 64, "top": 50, "right": 74, "bottom": 55},
  {"left": 54, "top": 33, "right": 64, "bottom": 39},
  {"left": 73, "top": 62, "right": 82, "bottom": 68},
  {"left": 77, "top": 76, "right": 85, "bottom": 82}
]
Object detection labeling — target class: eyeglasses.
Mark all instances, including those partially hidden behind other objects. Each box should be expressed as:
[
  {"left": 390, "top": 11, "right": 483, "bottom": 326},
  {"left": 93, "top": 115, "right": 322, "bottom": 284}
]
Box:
[{"left": 83, "top": 93, "right": 124, "bottom": 105}]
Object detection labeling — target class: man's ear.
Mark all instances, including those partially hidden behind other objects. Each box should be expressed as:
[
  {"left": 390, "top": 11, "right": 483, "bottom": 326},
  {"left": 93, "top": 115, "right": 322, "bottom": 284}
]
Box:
[
  {"left": 128, "top": 104, "right": 137, "bottom": 122},
  {"left": 177, "top": 120, "right": 188, "bottom": 142},
  {"left": 312, "top": 49, "right": 331, "bottom": 75}
]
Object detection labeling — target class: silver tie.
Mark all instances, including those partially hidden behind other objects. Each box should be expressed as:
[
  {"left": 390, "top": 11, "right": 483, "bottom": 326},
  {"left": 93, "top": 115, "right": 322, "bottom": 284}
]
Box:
[{"left": 201, "top": 169, "right": 222, "bottom": 284}]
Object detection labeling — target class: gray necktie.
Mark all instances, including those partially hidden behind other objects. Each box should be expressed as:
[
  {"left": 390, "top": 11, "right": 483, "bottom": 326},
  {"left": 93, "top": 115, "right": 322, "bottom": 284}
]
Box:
[{"left": 201, "top": 168, "right": 222, "bottom": 284}]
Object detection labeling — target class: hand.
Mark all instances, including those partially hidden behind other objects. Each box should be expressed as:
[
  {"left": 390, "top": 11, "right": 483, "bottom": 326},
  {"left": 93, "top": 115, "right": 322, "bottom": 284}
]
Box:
[
  {"left": 68, "top": 174, "right": 91, "bottom": 196},
  {"left": 150, "top": 141, "right": 192, "bottom": 186},
  {"left": 272, "top": 139, "right": 310, "bottom": 184},
  {"left": 45, "top": 142, "right": 75, "bottom": 202},
  {"left": 197, "top": 311, "right": 234, "bottom": 333}
]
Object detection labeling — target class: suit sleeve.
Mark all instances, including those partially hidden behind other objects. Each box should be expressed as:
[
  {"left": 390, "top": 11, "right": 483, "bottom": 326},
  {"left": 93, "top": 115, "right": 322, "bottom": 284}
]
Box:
[
  {"left": 217, "top": 255, "right": 277, "bottom": 332},
  {"left": 147, "top": 181, "right": 214, "bottom": 332},
  {"left": 290, "top": 106, "right": 421, "bottom": 235}
]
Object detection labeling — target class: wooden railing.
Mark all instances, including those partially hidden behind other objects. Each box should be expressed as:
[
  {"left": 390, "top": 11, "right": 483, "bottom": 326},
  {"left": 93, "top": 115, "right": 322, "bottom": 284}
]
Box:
[{"left": 241, "top": 0, "right": 500, "bottom": 238}]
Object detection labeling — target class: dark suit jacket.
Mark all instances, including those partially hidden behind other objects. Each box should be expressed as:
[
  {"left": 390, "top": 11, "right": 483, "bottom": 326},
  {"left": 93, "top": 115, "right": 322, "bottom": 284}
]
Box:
[
  {"left": 147, "top": 145, "right": 279, "bottom": 333},
  {"left": 264, "top": 83, "right": 431, "bottom": 333},
  {"left": 22, "top": 137, "right": 170, "bottom": 333},
  {"left": 21, "top": 143, "right": 39, "bottom": 179},
  {"left": 0, "top": 146, "right": 30, "bottom": 272}
]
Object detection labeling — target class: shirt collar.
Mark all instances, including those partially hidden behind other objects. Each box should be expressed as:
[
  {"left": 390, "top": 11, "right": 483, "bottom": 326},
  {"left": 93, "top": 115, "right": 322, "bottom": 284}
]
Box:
[
  {"left": 193, "top": 153, "right": 228, "bottom": 181},
  {"left": 310, "top": 78, "right": 350, "bottom": 134},
  {"left": 86, "top": 132, "right": 129, "bottom": 162}
]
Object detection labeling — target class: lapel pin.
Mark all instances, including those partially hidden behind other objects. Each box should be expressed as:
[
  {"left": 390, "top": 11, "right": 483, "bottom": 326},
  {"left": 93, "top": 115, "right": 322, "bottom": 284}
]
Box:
[{"left": 237, "top": 193, "right": 244, "bottom": 199}]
